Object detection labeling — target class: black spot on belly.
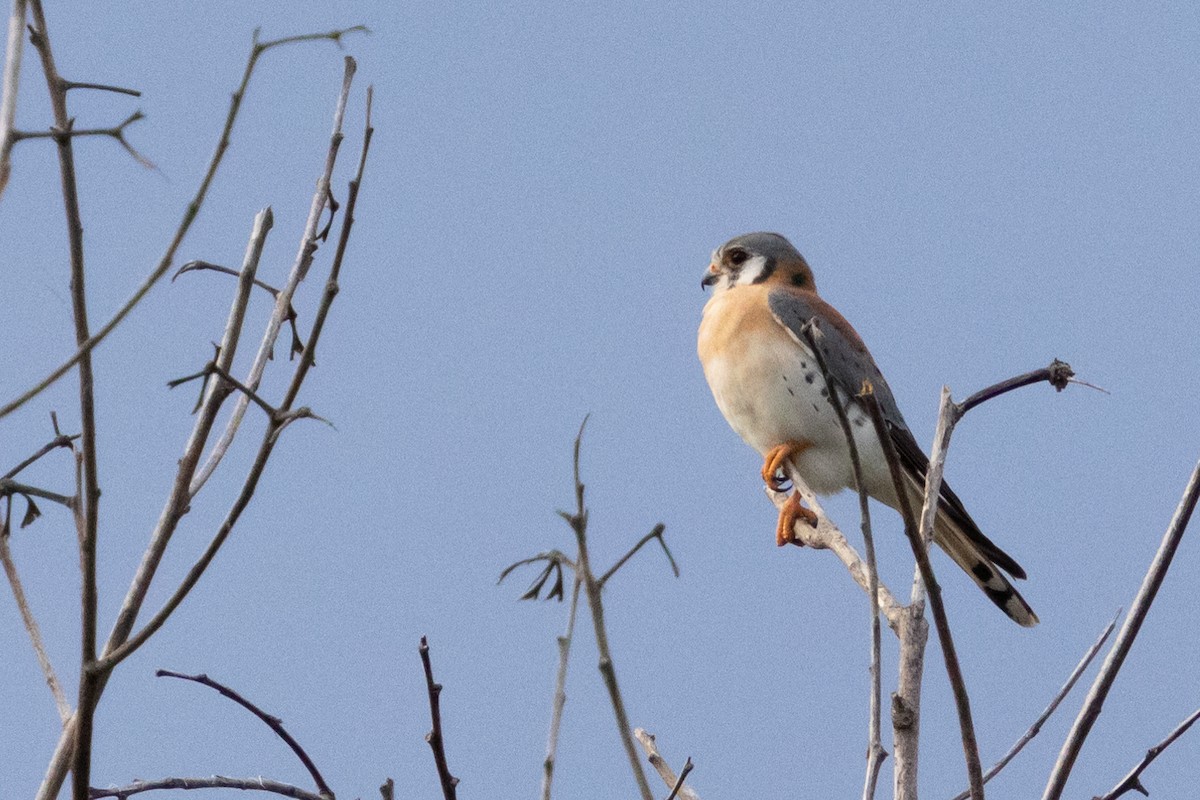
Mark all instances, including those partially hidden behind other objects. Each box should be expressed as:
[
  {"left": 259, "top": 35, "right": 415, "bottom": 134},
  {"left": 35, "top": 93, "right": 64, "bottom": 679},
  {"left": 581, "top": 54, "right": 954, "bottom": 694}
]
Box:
[
  {"left": 819, "top": 388, "right": 828, "bottom": 398},
  {"left": 854, "top": 417, "right": 866, "bottom": 428},
  {"left": 800, "top": 361, "right": 808, "bottom": 369},
  {"left": 804, "top": 373, "right": 815, "bottom": 384},
  {"left": 971, "top": 563, "right": 994, "bottom": 583},
  {"left": 811, "top": 402, "right": 820, "bottom": 413},
  {"left": 782, "top": 374, "right": 788, "bottom": 382}
]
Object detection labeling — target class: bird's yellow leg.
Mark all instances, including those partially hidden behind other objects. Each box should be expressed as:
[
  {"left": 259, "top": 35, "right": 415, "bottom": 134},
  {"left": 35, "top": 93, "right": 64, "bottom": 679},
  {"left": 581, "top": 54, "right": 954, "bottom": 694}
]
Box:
[
  {"left": 761, "top": 440, "right": 813, "bottom": 492},
  {"left": 776, "top": 492, "right": 819, "bottom": 547}
]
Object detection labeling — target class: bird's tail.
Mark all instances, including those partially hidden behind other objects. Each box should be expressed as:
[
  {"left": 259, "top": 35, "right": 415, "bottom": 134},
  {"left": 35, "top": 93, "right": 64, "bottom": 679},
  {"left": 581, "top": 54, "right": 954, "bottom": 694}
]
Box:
[{"left": 932, "top": 504, "right": 1038, "bottom": 628}]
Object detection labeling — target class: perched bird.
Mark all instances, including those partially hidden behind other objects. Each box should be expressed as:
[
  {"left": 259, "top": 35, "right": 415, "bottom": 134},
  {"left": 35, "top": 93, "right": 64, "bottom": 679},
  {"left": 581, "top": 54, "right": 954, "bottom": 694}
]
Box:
[{"left": 697, "top": 232, "right": 1036, "bottom": 626}]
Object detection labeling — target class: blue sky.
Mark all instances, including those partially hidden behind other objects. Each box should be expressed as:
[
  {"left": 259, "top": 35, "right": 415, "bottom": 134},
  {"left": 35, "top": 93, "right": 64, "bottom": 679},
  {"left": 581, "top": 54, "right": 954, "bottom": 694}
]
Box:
[{"left": 4, "top": 3, "right": 1200, "bottom": 798}]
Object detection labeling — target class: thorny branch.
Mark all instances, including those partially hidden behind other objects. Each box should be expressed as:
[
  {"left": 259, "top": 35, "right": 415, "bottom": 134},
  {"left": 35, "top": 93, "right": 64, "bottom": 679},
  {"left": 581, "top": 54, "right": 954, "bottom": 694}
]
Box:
[
  {"left": 155, "top": 670, "right": 334, "bottom": 800},
  {"left": 11, "top": 109, "right": 154, "bottom": 168},
  {"left": 0, "top": 0, "right": 27, "bottom": 196},
  {"left": 420, "top": 637, "right": 460, "bottom": 800},
  {"left": 33, "top": 31, "right": 367, "bottom": 800},
  {"left": 1093, "top": 705, "right": 1200, "bottom": 800},
  {"left": 0, "top": 24, "right": 367, "bottom": 423}
]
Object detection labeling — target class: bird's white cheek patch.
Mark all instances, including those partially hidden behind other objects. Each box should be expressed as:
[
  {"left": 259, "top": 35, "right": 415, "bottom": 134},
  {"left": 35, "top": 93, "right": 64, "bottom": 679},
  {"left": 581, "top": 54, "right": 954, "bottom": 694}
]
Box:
[{"left": 734, "top": 255, "right": 770, "bottom": 286}]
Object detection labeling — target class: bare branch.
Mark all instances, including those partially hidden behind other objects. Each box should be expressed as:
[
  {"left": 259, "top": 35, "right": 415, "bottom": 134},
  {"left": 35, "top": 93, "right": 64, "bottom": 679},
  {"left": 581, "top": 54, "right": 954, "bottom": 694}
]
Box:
[
  {"left": 665, "top": 758, "right": 695, "bottom": 800},
  {"left": 191, "top": 55, "right": 357, "bottom": 492},
  {"left": 25, "top": 5, "right": 105, "bottom": 797},
  {"left": 0, "top": 0, "right": 26, "bottom": 197},
  {"left": 61, "top": 78, "right": 139, "bottom": 95},
  {"left": 2, "top": 427, "right": 79, "bottom": 480},
  {"left": 564, "top": 421, "right": 655, "bottom": 800},
  {"left": 597, "top": 523, "right": 677, "bottom": 588},
  {"left": 1094, "top": 705, "right": 1200, "bottom": 800},
  {"left": 1, "top": 25, "right": 366, "bottom": 423},
  {"left": 1043, "top": 457, "right": 1200, "bottom": 800},
  {"left": 957, "top": 359, "right": 1074, "bottom": 416},
  {"left": 541, "top": 575, "right": 582, "bottom": 800},
  {"left": 862, "top": 392, "right": 986, "bottom": 800},
  {"left": 12, "top": 109, "right": 155, "bottom": 169},
  {"left": 156, "top": 671, "right": 333, "bottom": 799},
  {"left": 419, "top": 637, "right": 460, "bottom": 800},
  {"left": 378, "top": 779, "right": 394, "bottom": 800},
  {"left": 1, "top": 498, "right": 70, "bottom": 722},
  {"left": 949, "top": 613, "right": 1118, "bottom": 800},
  {"left": 0, "top": 478, "right": 74, "bottom": 510},
  {"left": 88, "top": 776, "right": 324, "bottom": 800},
  {"left": 634, "top": 729, "right": 701, "bottom": 800}
]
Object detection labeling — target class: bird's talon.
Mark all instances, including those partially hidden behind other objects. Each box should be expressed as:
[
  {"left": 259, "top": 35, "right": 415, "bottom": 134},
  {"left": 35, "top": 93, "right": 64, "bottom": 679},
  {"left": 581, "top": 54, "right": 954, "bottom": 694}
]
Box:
[{"left": 776, "top": 492, "right": 818, "bottom": 546}]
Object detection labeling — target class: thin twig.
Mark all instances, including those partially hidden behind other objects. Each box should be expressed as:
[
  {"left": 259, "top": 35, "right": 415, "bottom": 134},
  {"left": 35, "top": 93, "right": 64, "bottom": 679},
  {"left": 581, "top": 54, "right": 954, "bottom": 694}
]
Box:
[
  {"left": 156, "top": 670, "right": 333, "bottom": 799},
  {"left": 1043, "top": 457, "right": 1200, "bottom": 800},
  {"left": 419, "top": 637, "right": 459, "bottom": 800},
  {"left": 665, "top": 758, "right": 695, "bottom": 800},
  {"left": 26, "top": 5, "right": 104, "bottom": 798},
  {"left": 2, "top": 429, "right": 78, "bottom": 480},
  {"left": 862, "top": 392, "right": 986, "bottom": 800},
  {"left": 541, "top": 574, "right": 582, "bottom": 800},
  {"left": 949, "top": 613, "right": 1118, "bottom": 800},
  {"left": 799, "top": 320, "right": 887, "bottom": 800},
  {"left": 36, "top": 32, "right": 364, "bottom": 800},
  {"left": 61, "top": 78, "right": 139, "bottom": 95},
  {"left": 1, "top": 499, "right": 71, "bottom": 721},
  {"left": 0, "top": 478, "right": 75, "bottom": 509},
  {"left": 1, "top": 26, "right": 366, "bottom": 424},
  {"left": 564, "top": 419, "right": 655, "bottom": 800},
  {"left": 597, "top": 523, "right": 677, "bottom": 588},
  {"left": 634, "top": 729, "right": 701, "bottom": 800},
  {"left": 12, "top": 109, "right": 154, "bottom": 168},
  {"left": 87, "top": 776, "right": 324, "bottom": 800},
  {"left": 192, "top": 56, "right": 357, "bottom": 493},
  {"left": 1094, "top": 705, "right": 1200, "bottom": 800},
  {"left": 0, "top": 0, "right": 26, "bottom": 197}
]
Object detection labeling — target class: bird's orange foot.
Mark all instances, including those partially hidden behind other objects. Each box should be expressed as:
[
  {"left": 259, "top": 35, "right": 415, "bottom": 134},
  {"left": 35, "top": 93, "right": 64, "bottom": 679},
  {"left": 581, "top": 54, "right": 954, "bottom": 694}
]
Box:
[
  {"left": 776, "top": 492, "right": 819, "bottom": 546},
  {"left": 761, "top": 440, "right": 813, "bottom": 492}
]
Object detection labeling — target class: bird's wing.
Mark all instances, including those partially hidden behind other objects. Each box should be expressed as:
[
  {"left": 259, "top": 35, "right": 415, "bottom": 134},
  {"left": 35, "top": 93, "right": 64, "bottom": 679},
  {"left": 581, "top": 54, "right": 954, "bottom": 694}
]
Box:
[{"left": 766, "top": 287, "right": 1029, "bottom": 582}]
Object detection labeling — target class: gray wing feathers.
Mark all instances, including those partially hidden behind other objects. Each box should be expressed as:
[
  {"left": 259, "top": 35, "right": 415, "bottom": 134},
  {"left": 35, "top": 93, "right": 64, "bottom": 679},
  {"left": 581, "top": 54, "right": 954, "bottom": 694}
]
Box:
[{"left": 766, "top": 289, "right": 907, "bottom": 431}]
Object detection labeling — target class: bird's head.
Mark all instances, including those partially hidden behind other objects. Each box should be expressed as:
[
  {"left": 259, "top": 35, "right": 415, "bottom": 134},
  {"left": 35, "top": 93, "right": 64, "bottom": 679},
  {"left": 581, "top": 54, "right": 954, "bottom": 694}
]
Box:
[{"left": 701, "top": 232, "right": 816, "bottom": 294}]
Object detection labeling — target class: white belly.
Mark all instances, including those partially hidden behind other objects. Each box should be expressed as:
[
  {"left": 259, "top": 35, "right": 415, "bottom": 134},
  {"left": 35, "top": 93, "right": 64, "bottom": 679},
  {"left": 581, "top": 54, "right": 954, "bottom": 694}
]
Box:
[{"left": 701, "top": 313, "right": 892, "bottom": 498}]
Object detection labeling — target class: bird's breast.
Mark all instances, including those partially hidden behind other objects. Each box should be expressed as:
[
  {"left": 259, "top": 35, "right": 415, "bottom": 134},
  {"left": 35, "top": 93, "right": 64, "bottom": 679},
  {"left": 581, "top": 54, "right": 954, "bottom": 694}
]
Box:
[{"left": 698, "top": 287, "right": 889, "bottom": 496}]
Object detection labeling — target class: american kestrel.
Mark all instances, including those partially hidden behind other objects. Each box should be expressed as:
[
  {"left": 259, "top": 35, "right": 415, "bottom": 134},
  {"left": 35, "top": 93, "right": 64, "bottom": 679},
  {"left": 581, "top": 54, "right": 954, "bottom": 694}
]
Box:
[{"left": 698, "top": 232, "right": 1036, "bottom": 626}]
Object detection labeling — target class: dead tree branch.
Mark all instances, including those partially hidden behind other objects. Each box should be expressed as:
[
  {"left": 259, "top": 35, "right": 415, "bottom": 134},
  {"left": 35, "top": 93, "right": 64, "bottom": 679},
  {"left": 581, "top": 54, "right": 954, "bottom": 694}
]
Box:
[
  {"left": 34, "top": 33, "right": 366, "bottom": 799},
  {"left": 1093, "top": 705, "right": 1200, "bottom": 800},
  {"left": 634, "top": 729, "right": 701, "bottom": 800},
  {"left": 191, "top": 55, "right": 357, "bottom": 493},
  {"left": 155, "top": 670, "right": 334, "bottom": 799},
  {"left": 541, "top": 574, "right": 581, "bottom": 800},
  {"left": 0, "top": 25, "right": 366, "bottom": 423},
  {"left": 419, "top": 637, "right": 460, "bottom": 800},
  {"left": 0, "top": 0, "right": 26, "bottom": 196},
  {"left": 561, "top": 419, "right": 655, "bottom": 800},
  {"left": 949, "top": 613, "right": 1118, "bottom": 800},
  {"left": 88, "top": 776, "right": 324, "bottom": 800},
  {"left": 1, "top": 497, "right": 70, "bottom": 721},
  {"left": 1043, "top": 456, "right": 1200, "bottom": 800}
]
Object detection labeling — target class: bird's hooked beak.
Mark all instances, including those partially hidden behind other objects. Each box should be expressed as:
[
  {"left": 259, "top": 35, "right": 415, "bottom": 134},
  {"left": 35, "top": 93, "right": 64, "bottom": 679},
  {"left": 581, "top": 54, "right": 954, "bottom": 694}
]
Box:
[{"left": 701, "top": 262, "right": 720, "bottom": 290}]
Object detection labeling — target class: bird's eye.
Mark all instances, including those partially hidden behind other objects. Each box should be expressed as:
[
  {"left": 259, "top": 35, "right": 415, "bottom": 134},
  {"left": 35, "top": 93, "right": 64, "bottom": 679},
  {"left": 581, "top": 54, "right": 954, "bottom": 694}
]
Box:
[{"left": 728, "top": 249, "right": 749, "bottom": 266}]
